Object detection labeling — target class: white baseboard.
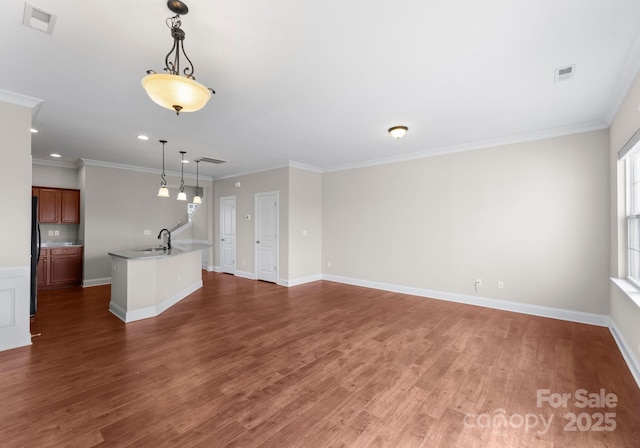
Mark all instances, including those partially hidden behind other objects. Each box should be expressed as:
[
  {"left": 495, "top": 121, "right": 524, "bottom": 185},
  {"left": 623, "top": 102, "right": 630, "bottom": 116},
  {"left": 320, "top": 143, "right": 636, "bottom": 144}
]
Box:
[
  {"left": 608, "top": 320, "right": 640, "bottom": 389},
  {"left": 83, "top": 277, "right": 111, "bottom": 287},
  {"left": 282, "top": 274, "right": 323, "bottom": 287},
  {"left": 322, "top": 274, "right": 610, "bottom": 327},
  {"left": 108, "top": 301, "right": 127, "bottom": 322},
  {"left": 235, "top": 270, "right": 257, "bottom": 280},
  {"left": 109, "top": 280, "right": 202, "bottom": 323},
  {"left": 210, "top": 265, "right": 221, "bottom": 272}
]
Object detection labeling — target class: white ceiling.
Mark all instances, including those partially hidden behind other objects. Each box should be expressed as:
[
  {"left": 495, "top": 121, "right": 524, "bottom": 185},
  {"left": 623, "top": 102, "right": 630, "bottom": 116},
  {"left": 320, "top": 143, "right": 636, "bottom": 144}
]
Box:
[{"left": 5, "top": 0, "right": 640, "bottom": 179}]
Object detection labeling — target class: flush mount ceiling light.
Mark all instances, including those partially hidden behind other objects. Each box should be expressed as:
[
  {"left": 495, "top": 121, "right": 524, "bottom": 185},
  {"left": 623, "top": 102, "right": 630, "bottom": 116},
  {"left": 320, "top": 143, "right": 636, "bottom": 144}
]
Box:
[
  {"left": 137, "top": 134, "right": 149, "bottom": 141},
  {"left": 388, "top": 126, "right": 408, "bottom": 139},
  {"left": 177, "top": 150, "right": 187, "bottom": 201},
  {"left": 142, "top": 1, "right": 215, "bottom": 115},
  {"left": 157, "top": 140, "right": 170, "bottom": 197},
  {"left": 193, "top": 159, "right": 202, "bottom": 204}
]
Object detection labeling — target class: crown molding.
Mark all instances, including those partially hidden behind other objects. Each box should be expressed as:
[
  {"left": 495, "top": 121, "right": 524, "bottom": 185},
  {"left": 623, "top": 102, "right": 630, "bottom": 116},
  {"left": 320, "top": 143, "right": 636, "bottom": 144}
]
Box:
[
  {"left": 322, "top": 121, "right": 609, "bottom": 173},
  {"left": 288, "top": 161, "right": 323, "bottom": 173},
  {"left": 76, "top": 158, "right": 212, "bottom": 181},
  {"left": 32, "top": 158, "right": 77, "bottom": 169},
  {"left": 0, "top": 89, "right": 43, "bottom": 110}
]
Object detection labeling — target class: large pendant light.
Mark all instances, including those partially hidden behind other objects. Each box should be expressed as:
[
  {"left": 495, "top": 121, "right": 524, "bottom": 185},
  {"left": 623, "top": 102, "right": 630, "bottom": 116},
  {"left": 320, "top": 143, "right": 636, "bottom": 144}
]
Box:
[
  {"left": 193, "top": 159, "right": 202, "bottom": 204},
  {"left": 157, "top": 140, "right": 170, "bottom": 197},
  {"left": 177, "top": 151, "right": 187, "bottom": 201},
  {"left": 142, "top": 1, "right": 215, "bottom": 115}
]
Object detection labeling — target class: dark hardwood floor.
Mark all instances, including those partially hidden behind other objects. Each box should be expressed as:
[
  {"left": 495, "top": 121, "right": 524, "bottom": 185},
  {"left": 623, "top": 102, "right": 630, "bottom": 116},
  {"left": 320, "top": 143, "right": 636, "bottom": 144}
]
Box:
[{"left": 1, "top": 272, "right": 638, "bottom": 447}]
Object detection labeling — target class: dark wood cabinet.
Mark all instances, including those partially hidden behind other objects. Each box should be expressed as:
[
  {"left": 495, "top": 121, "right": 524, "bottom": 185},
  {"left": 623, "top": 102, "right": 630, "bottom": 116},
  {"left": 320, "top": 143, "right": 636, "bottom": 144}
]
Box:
[
  {"left": 32, "top": 187, "right": 80, "bottom": 224},
  {"left": 38, "top": 247, "right": 83, "bottom": 290},
  {"left": 37, "top": 249, "right": 49, "bottom": 287},
  {"left": 36, "top": 188, "right": 61, "bottom": 223},
  {"left": 61, "top": 189, "right": 80, "bottom": 223}
]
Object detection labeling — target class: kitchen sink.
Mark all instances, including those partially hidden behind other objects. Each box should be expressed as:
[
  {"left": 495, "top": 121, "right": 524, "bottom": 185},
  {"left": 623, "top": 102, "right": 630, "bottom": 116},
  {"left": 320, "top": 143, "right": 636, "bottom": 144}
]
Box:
[{"left": 134, "top": 246, "right": 168, "bottom": 252}]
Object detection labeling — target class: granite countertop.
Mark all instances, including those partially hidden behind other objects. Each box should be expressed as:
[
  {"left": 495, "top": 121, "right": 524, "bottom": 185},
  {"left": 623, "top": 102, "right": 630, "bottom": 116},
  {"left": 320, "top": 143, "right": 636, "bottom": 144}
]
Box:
[
  {"left": 41, "top": 241, "right": 84, "bottom": 248},
  {"left": 108, "top": 243, "right": 211, "bottom": 260}
]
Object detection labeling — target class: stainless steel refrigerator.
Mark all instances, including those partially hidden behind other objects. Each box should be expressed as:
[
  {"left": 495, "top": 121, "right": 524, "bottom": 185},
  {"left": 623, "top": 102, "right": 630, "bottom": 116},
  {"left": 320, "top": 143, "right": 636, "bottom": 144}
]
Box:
[{"left": 30, "top": 196, "right": 40, "bottom": 317}]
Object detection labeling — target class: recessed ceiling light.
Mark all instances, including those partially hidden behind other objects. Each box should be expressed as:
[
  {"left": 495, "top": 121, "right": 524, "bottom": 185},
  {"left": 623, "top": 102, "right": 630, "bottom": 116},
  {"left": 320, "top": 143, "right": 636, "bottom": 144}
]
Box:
[
  {"left": 137, "top": 134, "right": 149, "bottom": 140},
  {"left": 30, "top": 128, "right": 38, "bottom": 133},
  {"left": 50, "top": 153, "right": 61, "bottom": 158}
]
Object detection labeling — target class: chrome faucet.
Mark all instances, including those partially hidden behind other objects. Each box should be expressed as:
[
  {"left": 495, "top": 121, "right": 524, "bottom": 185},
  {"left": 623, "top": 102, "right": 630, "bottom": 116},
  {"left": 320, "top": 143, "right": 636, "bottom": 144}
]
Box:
[{"left": 157, "top": 228, "right": 172, "bottom": 249}]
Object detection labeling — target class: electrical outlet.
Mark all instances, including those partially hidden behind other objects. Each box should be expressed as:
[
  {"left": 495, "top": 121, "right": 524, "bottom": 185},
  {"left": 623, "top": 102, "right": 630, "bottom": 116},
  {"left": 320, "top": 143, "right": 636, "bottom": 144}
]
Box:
[
  {"left": 54, "top": 230, "right": 59, "bottom": 236},
  {"left": 475, "top": 279, "right": 482, "bottom": 292},
  {"left": 143, "top": 230, "right": 151, "bottom": 235},
  {"left": 498, "top": 281, "right": 504, "bottom": 289},
  {"left": 328, "top": 261, "right": 332, "bottom": 267},
  {"left": 48, "top": 230, "right": 54, "bottom": 236}
]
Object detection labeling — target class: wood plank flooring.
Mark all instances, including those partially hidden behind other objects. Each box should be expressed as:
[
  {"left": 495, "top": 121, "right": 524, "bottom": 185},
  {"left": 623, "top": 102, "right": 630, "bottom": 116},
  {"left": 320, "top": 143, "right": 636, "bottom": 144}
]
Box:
[{"left": 1, "top": 272, "right": 638, "bottom": 447}]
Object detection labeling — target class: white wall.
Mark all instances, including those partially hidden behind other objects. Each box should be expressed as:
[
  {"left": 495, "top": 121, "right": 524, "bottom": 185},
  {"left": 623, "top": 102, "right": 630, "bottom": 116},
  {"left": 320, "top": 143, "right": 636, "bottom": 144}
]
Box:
[
  {"left": 32, "top": 163, "right": 79, "bottom": 189},
  {"left": 0, "top": 100, "right": 34, "bottom": 350},
  {"left": 322, "top": 130, "right": 610, "bottom": 315},
  {"left": 288, "top": 167, "right": 322, "bottom": 282}
]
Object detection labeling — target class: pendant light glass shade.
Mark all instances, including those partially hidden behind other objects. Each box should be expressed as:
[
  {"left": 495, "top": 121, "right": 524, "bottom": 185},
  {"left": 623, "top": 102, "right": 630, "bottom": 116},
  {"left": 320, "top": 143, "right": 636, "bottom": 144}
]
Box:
[
  {"left": 142, "top": 73, "right": 212, "bottom": 114},
  {"left": 158, "top": 186, "right": 170, "bottom": 197},
  {"left": 192, "top": 192, "right": 202, "bottom": 204},
  {"left": 177, "top": 191, "right": 187, "bottom": 201}
]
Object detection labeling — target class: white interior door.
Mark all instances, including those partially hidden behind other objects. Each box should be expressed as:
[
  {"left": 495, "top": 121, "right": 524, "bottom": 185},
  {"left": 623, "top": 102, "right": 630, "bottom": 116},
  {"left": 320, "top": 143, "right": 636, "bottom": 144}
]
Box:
[
  {"left": 220, "top": 196, "right": 236, "bottom": 274},
  {"left": 255, "top": 191, "right": 278, "bottom": 283}
]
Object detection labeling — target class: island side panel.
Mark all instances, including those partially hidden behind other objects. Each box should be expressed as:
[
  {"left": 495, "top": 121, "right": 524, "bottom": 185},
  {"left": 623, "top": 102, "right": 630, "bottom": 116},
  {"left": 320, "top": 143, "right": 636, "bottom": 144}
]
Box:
[
  {"left": 109, "top": 256, "right": 128, "bottom": 321},
  {"left": 155, "top": 250, "right": 203, "bottom": 314},
  {"left": 126, "top": 259, "right": 158, "bottom": 320}
]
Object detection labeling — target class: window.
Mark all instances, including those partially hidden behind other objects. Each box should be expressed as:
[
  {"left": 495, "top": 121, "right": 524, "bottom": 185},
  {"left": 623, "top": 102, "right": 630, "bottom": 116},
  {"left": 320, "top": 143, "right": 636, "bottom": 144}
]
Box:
[{"left": 627, "top": 151, "right": 640, "bottom": 285}]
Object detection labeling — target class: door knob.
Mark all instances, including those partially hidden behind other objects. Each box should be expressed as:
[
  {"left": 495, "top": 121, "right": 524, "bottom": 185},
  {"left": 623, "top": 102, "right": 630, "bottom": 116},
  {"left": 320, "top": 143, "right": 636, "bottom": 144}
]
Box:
[{"left": 256, "top": 240, "right": 260, "bottom": 244}]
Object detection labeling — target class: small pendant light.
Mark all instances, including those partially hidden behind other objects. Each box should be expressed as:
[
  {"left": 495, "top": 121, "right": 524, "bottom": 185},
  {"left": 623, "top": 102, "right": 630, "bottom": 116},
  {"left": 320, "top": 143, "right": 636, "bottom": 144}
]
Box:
[
  {"left": 193, "top": 159, "right": 202, "bottom": 204},
  {"left": 157, "top": 140, "right": 170, "bottom": 197},
  {"left": 177, "top": 151, "right": 187, "bottom": 201}
]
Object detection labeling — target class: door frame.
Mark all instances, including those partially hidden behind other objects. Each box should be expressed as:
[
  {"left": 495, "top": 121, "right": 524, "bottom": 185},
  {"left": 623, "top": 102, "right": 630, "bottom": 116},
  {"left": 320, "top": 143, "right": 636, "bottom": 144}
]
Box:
[
  {"left": 219, "top": 195, "right": 236, "bottom": 274},
  {"left": 254, "top": 191, "right": 279, "bottom": 282}
]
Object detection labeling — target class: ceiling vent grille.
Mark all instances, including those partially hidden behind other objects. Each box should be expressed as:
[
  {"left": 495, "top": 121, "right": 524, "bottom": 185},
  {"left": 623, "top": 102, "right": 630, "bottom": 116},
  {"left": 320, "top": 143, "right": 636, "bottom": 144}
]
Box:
[
  {"left": 554, "top": 64, "right": 576, "bottom": 83},
  {"left": 23, "top": 3, "right": 57, "bottom": 35},
  {"left": 197, "top": 157, "right": 226, "bottom": 164}
]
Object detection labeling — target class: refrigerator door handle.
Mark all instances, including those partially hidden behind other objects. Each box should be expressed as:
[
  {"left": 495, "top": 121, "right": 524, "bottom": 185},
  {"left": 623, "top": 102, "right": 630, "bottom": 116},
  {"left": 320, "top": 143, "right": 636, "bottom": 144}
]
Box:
[{"left": 37, "top": 222, "right": 41, "bottom": 262}]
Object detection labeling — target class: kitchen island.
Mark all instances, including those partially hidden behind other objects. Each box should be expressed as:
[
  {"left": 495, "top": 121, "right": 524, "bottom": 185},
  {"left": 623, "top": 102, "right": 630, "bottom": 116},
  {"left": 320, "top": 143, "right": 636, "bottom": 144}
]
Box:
[{"left": 108, "top": 244, "right": 206, "bottom": 323}]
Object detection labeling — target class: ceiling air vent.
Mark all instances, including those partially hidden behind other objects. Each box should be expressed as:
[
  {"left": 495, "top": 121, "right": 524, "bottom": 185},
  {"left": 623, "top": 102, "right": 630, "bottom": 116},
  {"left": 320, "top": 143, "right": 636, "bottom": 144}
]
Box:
[
  {"left": 197, "top": 157, "right": 226, "bottom": 164},
  {"left": 23, "top": 3, "right": 57, "bottom": 35},
  {"left": 554, "top": 64, "right": 576, "bottom": 83}
]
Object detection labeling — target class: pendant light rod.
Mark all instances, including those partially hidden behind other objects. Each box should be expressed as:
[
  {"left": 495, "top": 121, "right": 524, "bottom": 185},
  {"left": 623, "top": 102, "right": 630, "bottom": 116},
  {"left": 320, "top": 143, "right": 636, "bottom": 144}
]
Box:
[
  {"left": 195, "top": 159, "right": 199, "bottom": 193},
  {"left": 179, "top": 150, "right": 186, "bottom": 192},
  {"left": 193, "top": 159, "right": 202, "bottom": 204},
  {"left": 177, "top": 150, "right": 187, "bottom": 201},
  {"left": 157, "top": 139, "right": 170, "bottom": 197},
  {"left": 160, "top": 140, "right": 168, "bottom": 185}
]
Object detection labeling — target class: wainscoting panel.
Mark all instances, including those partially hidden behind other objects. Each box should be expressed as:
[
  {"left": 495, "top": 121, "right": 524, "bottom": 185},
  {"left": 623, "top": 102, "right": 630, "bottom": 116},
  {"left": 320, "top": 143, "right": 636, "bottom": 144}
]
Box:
[{"left": 0, "top": 266, "right": 31, "bottom": 351}]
